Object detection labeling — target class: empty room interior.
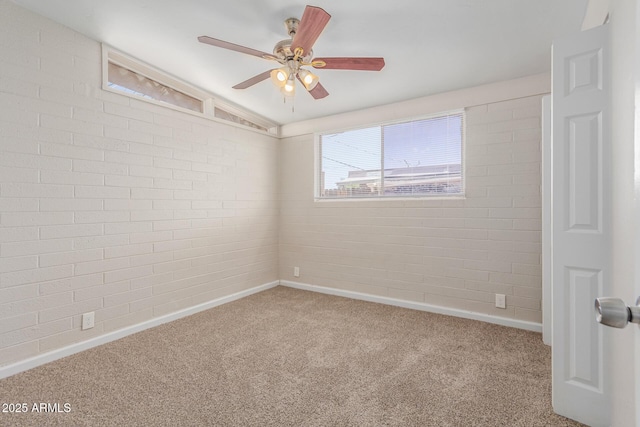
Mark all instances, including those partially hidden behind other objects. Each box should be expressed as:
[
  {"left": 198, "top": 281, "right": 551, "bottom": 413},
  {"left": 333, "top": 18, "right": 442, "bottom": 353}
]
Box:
[{"left": 1, "top": 0, "right": 639, "bottom": 426}]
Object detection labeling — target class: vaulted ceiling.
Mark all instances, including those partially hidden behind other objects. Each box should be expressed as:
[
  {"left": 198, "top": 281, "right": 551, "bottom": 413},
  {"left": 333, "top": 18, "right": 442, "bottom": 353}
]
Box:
[{"left": 13, "top": 0, "right": 589, "bottom": 125}]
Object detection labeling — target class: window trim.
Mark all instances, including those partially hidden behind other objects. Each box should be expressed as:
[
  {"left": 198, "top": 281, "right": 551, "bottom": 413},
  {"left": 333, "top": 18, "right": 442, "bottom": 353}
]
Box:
[
  {"left": 101, "top": 45, "right": 278, "bottom": 135},
  {"left": 314, "top": 109, "right": 466, "bottom": 201}
]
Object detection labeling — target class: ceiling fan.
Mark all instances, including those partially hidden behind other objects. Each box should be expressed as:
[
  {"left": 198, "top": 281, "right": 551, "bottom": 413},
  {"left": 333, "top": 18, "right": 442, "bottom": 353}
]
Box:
[{"left": 198, "top": 5, "right": 385, "bottom": 100}]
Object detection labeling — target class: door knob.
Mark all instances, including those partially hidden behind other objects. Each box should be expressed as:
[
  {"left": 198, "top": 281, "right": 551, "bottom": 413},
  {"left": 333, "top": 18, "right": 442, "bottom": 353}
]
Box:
[{"left": 594, "top": 297, "right": 640, "bottom": 328}]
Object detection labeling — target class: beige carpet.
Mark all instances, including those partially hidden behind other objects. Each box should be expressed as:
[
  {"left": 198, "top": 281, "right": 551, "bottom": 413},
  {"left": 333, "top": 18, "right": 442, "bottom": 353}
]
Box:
[{"left": 0, "top": 286, "right": 583, "bottom": 426}]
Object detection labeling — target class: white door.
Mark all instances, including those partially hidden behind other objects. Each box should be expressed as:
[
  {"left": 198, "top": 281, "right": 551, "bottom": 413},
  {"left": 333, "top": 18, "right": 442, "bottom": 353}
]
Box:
[
  {"left": 542, "top": 95, "right": 551, "bottom": 347},
  {"left": 634, "top": 72, "right": 640, "bottom": 427},
  {"left": 634, "top": 176, "right": 640, "bottom": 427},
  {"left": 551, "top": 23, "right": 611, "bottom": 426},
  {"left": 632, "top": 3, "right": 640, "bottom": 421}
]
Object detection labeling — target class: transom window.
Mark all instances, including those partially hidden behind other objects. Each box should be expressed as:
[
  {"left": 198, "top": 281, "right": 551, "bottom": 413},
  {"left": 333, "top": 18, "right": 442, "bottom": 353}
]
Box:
[
  {"left": 107, "top": 62, "right": 204, "bottom": 113},
  {"left": 102, "top": 46, "right": 277, "bottom": 134},
  {"left": 317, "top": 111, "right": 464, "bottom": 199}
]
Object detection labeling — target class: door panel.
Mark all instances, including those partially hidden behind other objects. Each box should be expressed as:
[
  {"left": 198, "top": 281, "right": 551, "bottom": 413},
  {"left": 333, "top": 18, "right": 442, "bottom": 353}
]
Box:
[
  {"left": 567, "top": 113, "right": 601, "bottom": 231},
  {"left": 552, "top": 23, "right": 610, "bottom": 426},
  {"left": 567, "top": 267, "right": 602, "bottom": 389}
]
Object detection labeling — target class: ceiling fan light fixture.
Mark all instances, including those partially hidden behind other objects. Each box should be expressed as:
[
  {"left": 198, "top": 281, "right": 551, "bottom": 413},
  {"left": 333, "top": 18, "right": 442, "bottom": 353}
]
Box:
[
  {"left": 281, "top": 74, "right": 296, "bottom": 96},
  {"left": 270, "top": 68, "right": 289, "bottom": 87},
  {"left": 298, "top": 68, "right": 319, "bottom": 91}
]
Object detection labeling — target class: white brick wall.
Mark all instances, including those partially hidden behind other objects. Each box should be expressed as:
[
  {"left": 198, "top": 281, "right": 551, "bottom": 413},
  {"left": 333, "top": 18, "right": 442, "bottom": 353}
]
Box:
[
  {"left": 279, "top": 94, "right": 544, "bottom": 324},
  {"left": 0, "top": 1, "right": 278, "bottom": 366}
]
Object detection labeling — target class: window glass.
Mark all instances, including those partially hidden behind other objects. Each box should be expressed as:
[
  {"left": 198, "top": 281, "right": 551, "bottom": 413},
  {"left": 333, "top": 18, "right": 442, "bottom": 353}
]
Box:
[
  {"left": 107, "top": 62, "right": 203, "bottom": 113},
  {"left": 320, "top": 126, "right": 382, "bottom": 198},
  {"left": 214, "top": 107, "right": 268, "bottom": 132},
  {"left": 318, "top": 112, "right": 464, "bottom": 198}
]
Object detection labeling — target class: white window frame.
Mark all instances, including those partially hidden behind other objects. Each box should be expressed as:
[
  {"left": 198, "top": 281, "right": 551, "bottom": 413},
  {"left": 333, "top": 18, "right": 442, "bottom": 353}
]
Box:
[
  {"left": 315, "top": 110, "right": 466, "bottom": 200},
  {"left": 101, "top": 45, "right": 277, "bottom": 134}
]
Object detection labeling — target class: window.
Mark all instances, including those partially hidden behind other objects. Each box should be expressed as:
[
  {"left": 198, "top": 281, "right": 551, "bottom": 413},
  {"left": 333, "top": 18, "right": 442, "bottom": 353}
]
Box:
[
  {"left": 102, "top": 46, "right": 278, "bottom": 134},
  {"left": 107, "top": 62, "right": 204, "bottom": 113},
  {"left": 214, "top": 107, "right": 268, "bottom": 132},
  {"left": 317, "top": 111, "right": 464, "bottom": 199}
]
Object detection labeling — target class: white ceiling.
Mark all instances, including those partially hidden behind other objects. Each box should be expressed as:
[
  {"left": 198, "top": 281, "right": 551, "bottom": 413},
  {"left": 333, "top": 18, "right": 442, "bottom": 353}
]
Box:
[{"left": 13, "top": 0, "right": 589, "bottom": 125}]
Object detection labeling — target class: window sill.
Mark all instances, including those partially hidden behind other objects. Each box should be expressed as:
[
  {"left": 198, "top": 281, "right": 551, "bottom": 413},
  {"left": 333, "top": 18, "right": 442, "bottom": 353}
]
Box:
[{"left": 314, "top": 195, "right": 466, "bottom": 203}]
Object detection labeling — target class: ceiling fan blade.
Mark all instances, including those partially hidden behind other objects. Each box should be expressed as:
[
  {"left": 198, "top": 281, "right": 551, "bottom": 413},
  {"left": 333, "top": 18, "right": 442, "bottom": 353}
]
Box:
[
  {"left": 232, "top": 70, "right": 273, "bottom": 89},
  {"left": 313, "top": 57, "right": 385, "bottom": 71},
  {"left": 198, "top": 36, "right": 278, "bottom": 61},
  {"left": 291, "top": 6, "right": 331, "bottom": 56},
  {"left": 308, "top": 82, "right": 329, "bottom": 99}
]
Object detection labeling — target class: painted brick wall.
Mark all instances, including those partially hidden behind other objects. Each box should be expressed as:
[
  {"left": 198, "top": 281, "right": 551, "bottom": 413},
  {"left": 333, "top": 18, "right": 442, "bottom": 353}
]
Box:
[
  {"left": 279, "top": 94, "right": 544, "bottom": 324},
  {"left": 0, "top": 1, "right": 279, "bottom": 366}
]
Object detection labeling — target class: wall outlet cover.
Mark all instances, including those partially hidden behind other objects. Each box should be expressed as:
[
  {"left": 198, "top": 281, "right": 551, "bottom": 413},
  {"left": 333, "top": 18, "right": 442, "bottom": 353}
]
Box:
[{"left": 82, "top": 312, "right": 95, "bottom": 330}]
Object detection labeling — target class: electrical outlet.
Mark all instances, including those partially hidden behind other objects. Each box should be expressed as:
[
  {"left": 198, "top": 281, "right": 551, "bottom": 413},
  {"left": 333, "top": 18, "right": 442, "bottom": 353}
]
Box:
[
  {"left": 294, "top": 266, "right": 300, "bottom": 277},
  {"left": 82, "top": 312, "right": 95, "bottom": 330},
  {"left": 495, "top": 294, "right": 506, "bottom": 309}
]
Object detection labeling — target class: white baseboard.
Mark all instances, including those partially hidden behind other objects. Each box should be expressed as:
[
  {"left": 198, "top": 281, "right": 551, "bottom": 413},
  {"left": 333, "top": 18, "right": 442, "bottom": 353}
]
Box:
[
  {"left": 280, "top": 280, "right": 543, "bottom": 333},
  {"left": 0, "top": 281, "right": 279, "bottom": 380}
]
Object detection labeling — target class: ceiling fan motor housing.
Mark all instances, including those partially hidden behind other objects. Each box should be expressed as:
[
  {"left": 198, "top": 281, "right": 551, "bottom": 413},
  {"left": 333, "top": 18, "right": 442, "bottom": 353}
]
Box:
[
  {"left": 273, "top": 39, "right": 313, "bottom": 62},
  {"left": 274, "top": 17, "right": 313, "bottom": 62}
]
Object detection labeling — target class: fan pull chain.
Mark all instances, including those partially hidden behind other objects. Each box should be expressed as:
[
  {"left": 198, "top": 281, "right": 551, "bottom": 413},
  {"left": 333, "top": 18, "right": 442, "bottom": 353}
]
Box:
[{"left": 282, "top": 96, "right": 294, "bottom": 113}]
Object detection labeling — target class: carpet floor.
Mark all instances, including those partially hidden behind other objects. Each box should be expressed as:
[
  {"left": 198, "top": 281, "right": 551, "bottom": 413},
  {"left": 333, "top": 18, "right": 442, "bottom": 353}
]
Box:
[{"left": 0, "top": 286, "right": 584, "bottom": 426}]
